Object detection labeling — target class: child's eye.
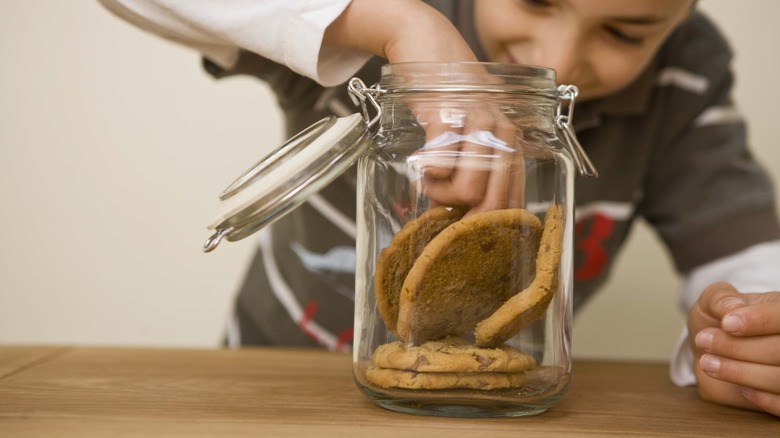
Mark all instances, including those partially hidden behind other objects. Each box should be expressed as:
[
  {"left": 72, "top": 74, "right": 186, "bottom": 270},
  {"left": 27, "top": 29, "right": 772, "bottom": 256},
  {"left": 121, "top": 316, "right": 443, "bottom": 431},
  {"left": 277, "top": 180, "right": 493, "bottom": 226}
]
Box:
[
  {"left": 520, "top": 0, "right": 554, "bottom": 9},
  {"left": 604, "top": 26, "right": 645, "bottom": 46}
]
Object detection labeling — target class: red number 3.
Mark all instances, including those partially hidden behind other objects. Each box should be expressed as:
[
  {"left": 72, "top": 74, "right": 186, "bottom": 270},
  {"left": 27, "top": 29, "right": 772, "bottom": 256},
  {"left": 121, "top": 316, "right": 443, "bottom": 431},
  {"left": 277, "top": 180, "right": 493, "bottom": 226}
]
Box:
[{"left": 574, "top": 213, "right": 614, "bottom": 281}]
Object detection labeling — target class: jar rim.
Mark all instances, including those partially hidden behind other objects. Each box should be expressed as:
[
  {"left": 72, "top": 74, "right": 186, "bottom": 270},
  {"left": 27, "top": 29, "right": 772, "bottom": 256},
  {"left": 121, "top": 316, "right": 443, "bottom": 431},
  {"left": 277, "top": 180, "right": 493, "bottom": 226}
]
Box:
[{"left": 379, "top": 62, "right": 557, "bottom": 97}]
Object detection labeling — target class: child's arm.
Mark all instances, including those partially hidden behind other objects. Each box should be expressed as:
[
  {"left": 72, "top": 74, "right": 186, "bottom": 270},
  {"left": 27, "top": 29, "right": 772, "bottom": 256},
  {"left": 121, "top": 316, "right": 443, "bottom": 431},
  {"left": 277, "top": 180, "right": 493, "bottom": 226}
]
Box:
[
  {"left": 322, "top": 0, "right": 477, "bottom": 65},
  {"left": 99, "top": 0, "right": 522, "bottom": 213},
  {"left": 96, "top": 0, "right": 367, "bottom": 86},
  {"left": 327, "top": 2, "right": 525, "bottom": 213},
  {"left": 97, "top": 0, "right": 477, "bottom": 85}
]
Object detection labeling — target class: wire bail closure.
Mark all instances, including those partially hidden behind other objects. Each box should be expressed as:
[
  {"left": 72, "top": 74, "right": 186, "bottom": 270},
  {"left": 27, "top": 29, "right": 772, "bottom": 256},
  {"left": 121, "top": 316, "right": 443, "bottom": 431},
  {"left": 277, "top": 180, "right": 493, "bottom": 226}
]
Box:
[
  {"left": 348, "top": 78, "right": 385, "bottom": 128},
  {"left": 556, "top": 84, "right": 598, "bottom": 178}
]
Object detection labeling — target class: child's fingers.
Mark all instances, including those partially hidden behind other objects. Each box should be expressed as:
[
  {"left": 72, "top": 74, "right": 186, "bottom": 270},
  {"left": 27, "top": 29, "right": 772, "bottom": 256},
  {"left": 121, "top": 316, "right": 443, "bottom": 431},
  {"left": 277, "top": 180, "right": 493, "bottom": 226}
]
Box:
[
  {"left": 467, "top": 119, "right": 519, "bottom": 214},
  {"left": 414, "top": 102, "right": 527, "bottom": 213},
  {"left": 739, "top": 386, "right": 780, "bottom": 418},
  {"left": 698, "top": 353, "right": 780, "bottom": 398},
  {"left": 698, "top": 282, "right": 747, "bottom": 320},
  {"left": 722, "top": 297, "right": 780, "bottom": 337},
  {"left": 420, "top": 128, "right": 493, "bottom": 206},
  {"left": 448, "top": 111, "right": 498, "bottom": 206},
  {"left": 466, "top": 152, "right": 511, "bottom": 214},
  {"left": 695, "top": 328, "right": 780, "bottom": 366},
  {"left": 420, "top": 112, "right": 503, "bottom": 207},
  {"left": 506, "top": 132, "right": 525, "bottom": 209},
  {"left": 415, "top": 108, "right": 461, "bottom": 179},
  {"left": 506, "top": 159, "right": 525, "bottom": 209}
]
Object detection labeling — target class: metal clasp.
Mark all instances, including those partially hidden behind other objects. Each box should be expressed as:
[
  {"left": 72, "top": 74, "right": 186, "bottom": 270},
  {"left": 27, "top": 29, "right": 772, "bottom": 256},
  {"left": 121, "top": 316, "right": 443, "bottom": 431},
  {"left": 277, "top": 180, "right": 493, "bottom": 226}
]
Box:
[
  {"left": 347, "top": 78, "right": 385, "bottom": 128},
  {"left": 556, "top": 85, "right": 598, "bottom": 178}
]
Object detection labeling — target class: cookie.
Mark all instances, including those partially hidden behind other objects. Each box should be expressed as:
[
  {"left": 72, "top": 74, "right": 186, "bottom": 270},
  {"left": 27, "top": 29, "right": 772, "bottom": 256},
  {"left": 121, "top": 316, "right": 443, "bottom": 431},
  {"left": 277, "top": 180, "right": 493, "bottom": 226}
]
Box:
[
  {"left": 475, "top": 204, "right": 564, "bottom": 347},
  {"left": 366, "top": 365, "right": 527, "bottom": 390},
  {"left": 396, "top": 208, "right": 542, "bottom": 344},
  {"left": 374, "top": 206, "right": 467, "bottom": 331},
  {"left": 372, "top": 336, "right": 536, "bottom": 373}
]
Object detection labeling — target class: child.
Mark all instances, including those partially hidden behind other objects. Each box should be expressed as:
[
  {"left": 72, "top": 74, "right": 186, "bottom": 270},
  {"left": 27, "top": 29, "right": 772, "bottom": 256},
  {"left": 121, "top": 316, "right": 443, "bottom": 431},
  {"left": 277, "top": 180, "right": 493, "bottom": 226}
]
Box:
[{"left": 98, "top": 0, "right": 780, "bottom": 415}]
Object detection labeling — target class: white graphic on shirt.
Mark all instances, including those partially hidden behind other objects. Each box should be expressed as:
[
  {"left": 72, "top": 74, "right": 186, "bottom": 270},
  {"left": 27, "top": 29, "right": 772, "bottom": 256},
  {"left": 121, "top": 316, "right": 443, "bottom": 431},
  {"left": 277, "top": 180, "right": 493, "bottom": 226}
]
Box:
[
  {"left": 290, "top": 242, "right": 357, "bottom": 275},
  {"left": 657, "top": 67, "right": 709, "bottom": 94},
  {"left": 290, "top": 242, "right": 356, "bottom": 301}
]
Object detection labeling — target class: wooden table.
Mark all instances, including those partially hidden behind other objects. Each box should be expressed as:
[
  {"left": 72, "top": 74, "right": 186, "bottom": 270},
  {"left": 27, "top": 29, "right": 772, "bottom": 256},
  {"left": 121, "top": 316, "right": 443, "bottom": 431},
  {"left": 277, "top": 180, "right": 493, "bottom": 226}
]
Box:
[{"left": 0, "top": 346, "right": 776, "bottom": 437}]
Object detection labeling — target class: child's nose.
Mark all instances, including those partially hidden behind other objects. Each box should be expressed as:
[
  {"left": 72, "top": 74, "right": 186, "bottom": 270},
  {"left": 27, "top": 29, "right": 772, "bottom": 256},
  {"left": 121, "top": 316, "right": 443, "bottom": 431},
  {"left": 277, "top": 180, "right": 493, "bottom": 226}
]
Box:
[{"left": 534, "top": 35, "right": 583, "bottom": 85}]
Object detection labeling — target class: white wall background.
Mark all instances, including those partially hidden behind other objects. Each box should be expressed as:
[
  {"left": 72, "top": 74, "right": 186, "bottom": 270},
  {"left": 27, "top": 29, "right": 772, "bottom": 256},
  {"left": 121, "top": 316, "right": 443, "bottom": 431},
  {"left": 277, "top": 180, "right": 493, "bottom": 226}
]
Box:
[{"left": 1, "top": 1, "right": 778, "bottom": 361}]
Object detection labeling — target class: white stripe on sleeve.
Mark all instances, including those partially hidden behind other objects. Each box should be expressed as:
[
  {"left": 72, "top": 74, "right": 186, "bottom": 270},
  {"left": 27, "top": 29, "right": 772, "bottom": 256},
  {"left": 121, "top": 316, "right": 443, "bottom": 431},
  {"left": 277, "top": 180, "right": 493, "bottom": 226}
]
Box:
[
  {"left": 656, "top": 67, "right": 710, "bottom": 94},
  {"left": 574, "top": 201, "right": 634, "bottom": 221},
  {"left": 693, "top": 105, "right": 743, "bottom": 127}
]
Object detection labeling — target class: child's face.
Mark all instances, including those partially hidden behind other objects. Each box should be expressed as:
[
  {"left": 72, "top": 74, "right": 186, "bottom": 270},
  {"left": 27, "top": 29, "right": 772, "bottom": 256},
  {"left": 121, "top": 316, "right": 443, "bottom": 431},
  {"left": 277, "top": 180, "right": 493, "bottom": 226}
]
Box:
[{"left": 474, "top": 0, "right": 694, "bottom": 100}]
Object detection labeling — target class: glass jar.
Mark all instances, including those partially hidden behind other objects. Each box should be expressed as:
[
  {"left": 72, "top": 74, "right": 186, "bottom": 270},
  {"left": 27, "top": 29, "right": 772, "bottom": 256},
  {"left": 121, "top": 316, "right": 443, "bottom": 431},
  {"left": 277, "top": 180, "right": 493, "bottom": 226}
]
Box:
[{"left": 204, "top": 62, "right": 596, "bottom": 418}]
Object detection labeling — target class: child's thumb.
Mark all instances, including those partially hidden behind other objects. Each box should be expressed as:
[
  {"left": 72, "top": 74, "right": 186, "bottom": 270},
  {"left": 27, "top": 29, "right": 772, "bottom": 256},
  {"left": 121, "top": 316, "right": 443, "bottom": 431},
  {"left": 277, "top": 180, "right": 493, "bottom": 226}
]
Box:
[{"left": 700, "top": 282, "right": 746, "bottom": 319}]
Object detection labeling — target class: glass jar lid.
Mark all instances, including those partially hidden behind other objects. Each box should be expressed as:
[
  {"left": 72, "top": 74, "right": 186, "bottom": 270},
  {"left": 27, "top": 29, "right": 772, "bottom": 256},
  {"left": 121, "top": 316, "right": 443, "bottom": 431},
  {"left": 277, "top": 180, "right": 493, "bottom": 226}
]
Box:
[{"left": 203, "top": 113, "right": 369, "bottom": 252}]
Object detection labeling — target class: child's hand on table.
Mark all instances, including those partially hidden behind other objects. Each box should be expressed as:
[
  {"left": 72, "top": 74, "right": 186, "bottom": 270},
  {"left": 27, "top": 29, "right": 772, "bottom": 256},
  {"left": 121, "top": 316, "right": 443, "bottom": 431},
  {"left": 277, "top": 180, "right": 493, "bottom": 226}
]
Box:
[{"left": 688, "top": 282, "right": 780, "bottom": 417}]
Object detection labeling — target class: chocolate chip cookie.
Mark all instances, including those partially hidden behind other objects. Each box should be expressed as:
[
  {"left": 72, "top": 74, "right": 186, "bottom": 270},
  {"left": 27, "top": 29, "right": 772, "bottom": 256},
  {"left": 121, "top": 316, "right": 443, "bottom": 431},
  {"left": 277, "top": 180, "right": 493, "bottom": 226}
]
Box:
[
  {"left": 374, "top": 206, "right": 467, "bottom": 331},
  {"left": 475, "top": 203, "right": 564, "bottom": 347},
  {"left": 396, "top": 208, "right": 542, "bottom": 344}
]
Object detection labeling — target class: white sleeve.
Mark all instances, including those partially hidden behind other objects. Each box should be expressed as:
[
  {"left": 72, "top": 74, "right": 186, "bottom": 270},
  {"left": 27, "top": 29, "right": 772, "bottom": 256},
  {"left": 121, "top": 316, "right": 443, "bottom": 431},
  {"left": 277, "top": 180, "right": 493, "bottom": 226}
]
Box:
[
  {"left": 97, "top": 0, "right": 372, "bottom": 86},
  {"left": 670, "top": 239, "right": 780, "bottom": 386}
]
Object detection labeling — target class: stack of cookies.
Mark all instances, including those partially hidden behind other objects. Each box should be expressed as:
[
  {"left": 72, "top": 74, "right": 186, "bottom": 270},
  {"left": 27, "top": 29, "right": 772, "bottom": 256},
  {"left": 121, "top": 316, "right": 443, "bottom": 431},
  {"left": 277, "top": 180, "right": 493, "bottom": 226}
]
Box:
[
  {"left": 366, "top": 336, "right": 536, "bottom": 390},
  {"left": 368, "top": 204, "right": 564, "bottom": 390}
]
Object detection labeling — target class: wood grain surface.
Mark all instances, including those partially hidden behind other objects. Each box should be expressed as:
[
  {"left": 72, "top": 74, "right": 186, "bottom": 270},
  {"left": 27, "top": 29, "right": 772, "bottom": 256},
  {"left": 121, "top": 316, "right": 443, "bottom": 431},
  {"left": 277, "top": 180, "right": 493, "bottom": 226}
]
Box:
[{"left": 0, "top": 346, "right": 776, "bottom": 437}]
